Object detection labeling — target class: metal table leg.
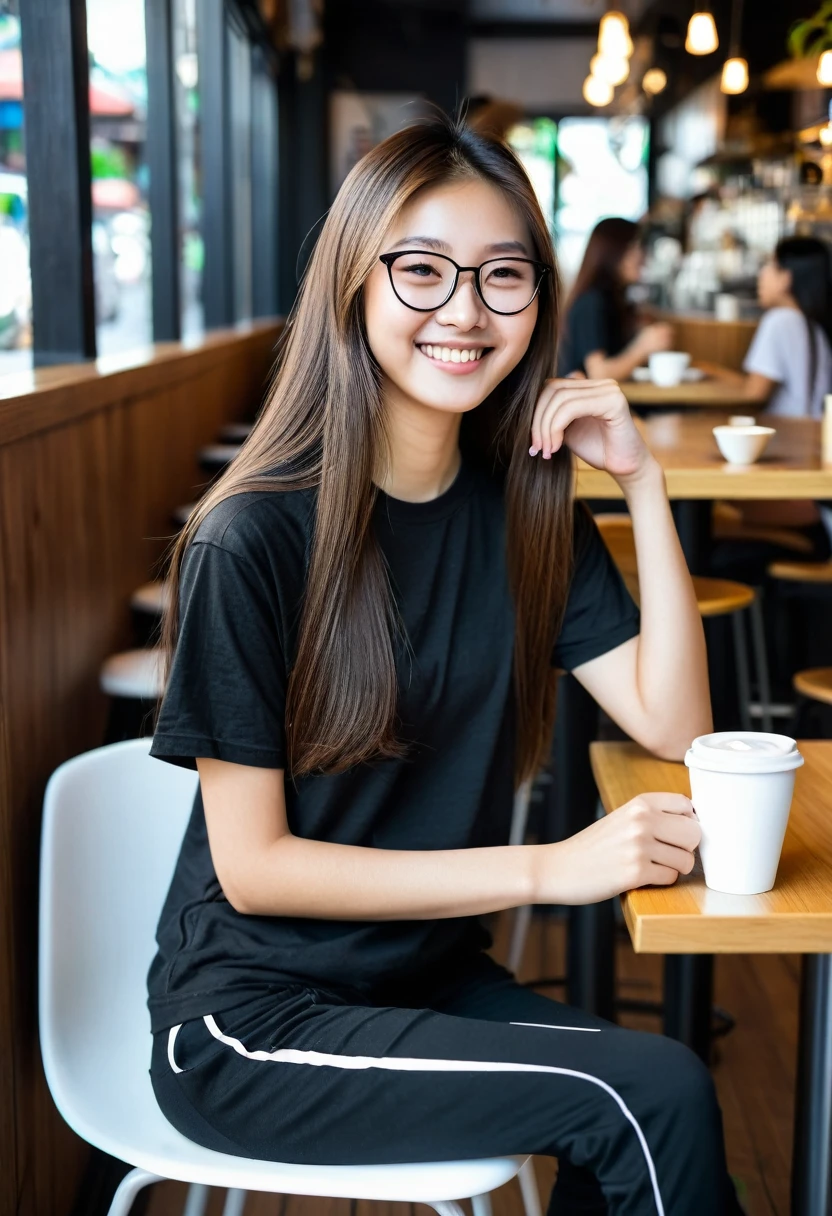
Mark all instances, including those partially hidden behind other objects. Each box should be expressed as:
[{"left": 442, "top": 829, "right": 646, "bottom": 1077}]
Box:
[
  {"left": 792, "top": 954, "right": 832, "bottom": 1216},
  {"left": 662, "top": 955, "right": 714, "bottom": 1063}
]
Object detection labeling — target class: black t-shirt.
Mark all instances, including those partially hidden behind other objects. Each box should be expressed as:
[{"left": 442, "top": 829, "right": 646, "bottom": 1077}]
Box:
[
  {"left": 557, "top": 287, "right": 626, "bottom": 377},
  {"left": 147, "top": 459, "right": 639, "bottom": 1032}
]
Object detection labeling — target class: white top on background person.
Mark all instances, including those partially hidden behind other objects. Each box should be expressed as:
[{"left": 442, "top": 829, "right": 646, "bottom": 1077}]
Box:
[{"left": 743, "top": 236, "right": 832, "bottom": 417}]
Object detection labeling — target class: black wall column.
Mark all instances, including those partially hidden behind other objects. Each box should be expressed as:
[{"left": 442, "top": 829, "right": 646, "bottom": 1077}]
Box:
[
  {"left": 145, "top": 0, "right": 181, "bottom": 341},
  {"left": 198, "top": 0, "right": 234, "bottom": 327},
  {"left": 19, "top": 0, "right": 96, "bottom": 365}
]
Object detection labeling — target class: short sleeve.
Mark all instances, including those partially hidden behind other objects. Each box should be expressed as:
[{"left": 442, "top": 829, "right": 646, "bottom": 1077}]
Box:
[
  {"left": 743, "top": 309, "right": 790, "bottom": 384},
  {"left": 150, "top": 540, "right": 286, "bottom": 770},
  {"left": 553, "top": 508, "right": 640, "bottom": 671}
]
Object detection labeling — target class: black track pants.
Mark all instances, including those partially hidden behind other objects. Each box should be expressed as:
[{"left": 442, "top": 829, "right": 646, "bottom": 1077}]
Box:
[{"left": 150, "top": 953, "right": 742, "bottom": 1216}]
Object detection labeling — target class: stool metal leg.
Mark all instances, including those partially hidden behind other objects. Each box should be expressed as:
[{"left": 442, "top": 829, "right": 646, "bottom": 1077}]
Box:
[
  {"left": 106, "top": 1168, "right": 163, "bottom": 1216},
  {"left": 182, "top": 1184, "right": 210, "bottom": 1216},
  {"left": 792, "top": 954, "right": 832, "bottom": 1216},
  {"left": 748, "top": 594, "right": 773, "bottom": 733},
  {"left": 471, "top": 1193, "right": 494, "bottom": 1216},
  {"left": 731, "top": 611, "right": 753, "bottom": 730},
  {"left": 221, "top": 1189, "right": 247, "bottom": 1216},
  {"left": 518, "top": 1157, "right": 543, "bottom": 1216}
]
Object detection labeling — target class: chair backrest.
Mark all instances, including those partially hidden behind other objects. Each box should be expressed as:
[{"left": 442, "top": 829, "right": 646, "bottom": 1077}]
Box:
[{"left": 39, "top": 738, "right": 198, "bottom": 1131}]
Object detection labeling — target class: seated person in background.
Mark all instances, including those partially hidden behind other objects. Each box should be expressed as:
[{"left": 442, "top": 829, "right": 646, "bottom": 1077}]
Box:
[
  {"left": 557, "top": 216, "right": 673, "bottom": 380},
  {"left": 742, "top": 235, "right": 832, "bottom": 418}
]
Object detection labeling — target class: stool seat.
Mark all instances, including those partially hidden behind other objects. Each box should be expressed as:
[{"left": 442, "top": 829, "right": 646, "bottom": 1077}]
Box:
[
  {"left": 199, "top": 444, "right": 240, "bottom": 472},
  {"left": 129, "top": 581, "right": 170, "bottom": 617},
  {"left": 100, "top": 649, "right": 165, "bottom": 700},
  {"left": 172, "top": 502, "right": 196, "bottom": 528},
  {"left": 593, "top": 516, "right": 755, "bottom": 616},
  {"left": 218, "top": 421, "right": 253, "bottom": 443},
  {"left": 768, "top": 559, "right": 832, "bottom": 583},
  {"left": 691, "top": 577, "right": 755, "bottom": 617},
  {"left": 794, "top": 667, "right": 832, "bottom": 707},
  {"left": 713, "top": 503, "right": 814, "bottom": 555}
]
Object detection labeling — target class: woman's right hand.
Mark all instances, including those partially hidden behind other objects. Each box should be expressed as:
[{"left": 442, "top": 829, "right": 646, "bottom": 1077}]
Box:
[
  {"left": 533, "top": 792, "right": 701, "bottom": 906},
  {"left": 635, "top": 322, "right": 674, "bottom": 358}
]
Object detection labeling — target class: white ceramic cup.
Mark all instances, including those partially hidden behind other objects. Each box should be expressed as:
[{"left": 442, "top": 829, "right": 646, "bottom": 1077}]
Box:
[
  {"left": 728, "top": 415, "right": 756, "bottom": 427},
  {"left": 712, "top": 424, "right": 775, "bottom": 465},
  {"left": 648, "top": 351, "right": 691, "bottom": 387},
  {"left": 684, "top": 731, "right": 804, "bottom": 895}
]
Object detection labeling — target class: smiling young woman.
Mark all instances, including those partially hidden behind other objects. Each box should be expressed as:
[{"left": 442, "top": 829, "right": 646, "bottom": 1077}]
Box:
[{"left": 147, "top": 112, "right": 739, "bottom": 1215}]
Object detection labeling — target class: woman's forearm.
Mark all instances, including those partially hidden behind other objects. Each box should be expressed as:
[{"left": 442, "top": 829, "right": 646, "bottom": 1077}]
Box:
[
  {"left": 623, "top": 459, "right": 713, "bottom": 756},
  {"left": 231, "top": 833, "right": 540, "bottom": 918},
  {"left": 585, "top": 342, "right": 645, "bottom": 384}
]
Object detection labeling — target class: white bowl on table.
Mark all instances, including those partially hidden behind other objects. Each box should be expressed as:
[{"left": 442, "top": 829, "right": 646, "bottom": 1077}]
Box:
[{"left": 713, "top": 424, "right": 776, "bottom": 465}]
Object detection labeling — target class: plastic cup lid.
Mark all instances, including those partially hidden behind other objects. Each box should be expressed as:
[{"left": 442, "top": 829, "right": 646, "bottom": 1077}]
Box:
[{"left": 684, "top": 731, "right": 804, "bottom": 774}]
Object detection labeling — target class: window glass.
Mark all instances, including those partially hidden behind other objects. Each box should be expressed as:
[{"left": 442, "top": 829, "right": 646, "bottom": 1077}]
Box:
[
  {"left": 556, "top": 116, "right": 650, "bottom": 290},
  {"left": 0, "top": 0, "right": 32, "bottom": 376},
  {"left": 86, "top": 0, "right": 152, "bottom": 355},
  {"left": 507, "top": 118, "right": 557, "bottom": 237},
  {"left": 174, "top": 0, "right": 203, "bottom": 339}
]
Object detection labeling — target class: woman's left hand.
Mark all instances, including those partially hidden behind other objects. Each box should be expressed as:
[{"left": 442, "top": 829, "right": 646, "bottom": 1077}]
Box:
[{"left": 529, "top": 376, "right": 652, "bottom": 482}]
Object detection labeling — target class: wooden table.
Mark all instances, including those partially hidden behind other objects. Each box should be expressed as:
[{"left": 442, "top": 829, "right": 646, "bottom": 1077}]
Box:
[
  {"left": 576, "top": 412, "right": 832, "bottom": 577},
  {"left": 621, "top": 376, "right": 752, "bottom": 409},
  {"left": 591, "top": 739, "right": 832, "bottom": 1216}
]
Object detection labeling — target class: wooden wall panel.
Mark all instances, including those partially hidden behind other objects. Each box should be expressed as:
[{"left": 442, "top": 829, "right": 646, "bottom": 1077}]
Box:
[
  {"left": 669, "top": 315, "right": 757, "bottom": 372},
  {"left": 0, "top": 321, "right": 282, "bottom": 1216}
]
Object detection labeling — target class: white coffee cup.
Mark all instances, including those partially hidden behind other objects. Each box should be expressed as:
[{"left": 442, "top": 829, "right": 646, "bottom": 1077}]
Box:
[
  {"left": 649, "top": 351, "right": 691, "bottom": 387},
  {"left": 715, "top": 293, "right": 740, "bottom": 322},
  {"left": 684, "top": 731, "right": 804, "bottom": 895},
  {"left": 712, "top": 424, "right": 775, "bottom": 465}
]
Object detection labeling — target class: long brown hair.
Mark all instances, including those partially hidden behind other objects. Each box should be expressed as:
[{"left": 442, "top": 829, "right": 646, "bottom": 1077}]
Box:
[
  {"left": 160, "top": 111, "right": 574, "bottom": 784},
  {"left": 564, "top": 216, "right": 639, "bottom": 340}
]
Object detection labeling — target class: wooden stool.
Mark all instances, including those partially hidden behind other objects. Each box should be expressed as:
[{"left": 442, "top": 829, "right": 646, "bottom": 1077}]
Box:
[
  {"left": 713, "top": 502, "right": 814, "bottom": 555},
  {"left": 198, "top": 444, "right": 241, "bottom": 478},
  {"left": 130, "top": 580, "right": 171, "bottom": 647},
  {"left": 100, "top": 649, "right": 165, "bottom": 744},
  {"left": 595, "top": 514, "right": 773, "bottom": 731},
  {"left": 793, "top": 668, "right": 832, "bottom": 707},
  {"left": 768, "top": 559, "right": 832, "bottom": 584},
  {"left": 218, "top": 421, "right": 253, "bottom": 444}
]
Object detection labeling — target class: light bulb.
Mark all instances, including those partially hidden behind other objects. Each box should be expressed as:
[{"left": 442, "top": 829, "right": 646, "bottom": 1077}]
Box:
[
  {"left": 818, "top": 50, "right": 832, "bottom": 85},
  {"left": 590, "top": 52, "right": 630, "bottom": 87},
  {"left": 720, "top": 56, "right": 748, "bottom": 94},
  {"left": 820, "top": 123, "right": 832, "bottom": 148},
  {"left": 642, "top": 67, "right": 668, "bottom": 95},
  {"left": 686, "top": 12, "right": 719, "bottom": 55},
  {"left": 598, "top": 11, "right": 633, "bottom": 59},
  {"left": 583, "top": 74, "right": 614, "bottom": 107}
]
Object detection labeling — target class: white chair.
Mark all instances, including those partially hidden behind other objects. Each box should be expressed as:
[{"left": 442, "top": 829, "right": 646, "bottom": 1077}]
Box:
[{"left": 39, "top": 739, "right": 541, "bottom": 1216}]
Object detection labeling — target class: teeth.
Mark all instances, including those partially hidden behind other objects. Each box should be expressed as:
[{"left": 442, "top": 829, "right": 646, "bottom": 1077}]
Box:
[{"left": 421, "top": 345, "right": 484, "bottom": 363}]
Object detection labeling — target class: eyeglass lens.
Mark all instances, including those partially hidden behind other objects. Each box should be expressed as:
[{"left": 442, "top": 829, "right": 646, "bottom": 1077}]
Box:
[{"left": 389, "top": 253, "right": 540, "bottom": 313}]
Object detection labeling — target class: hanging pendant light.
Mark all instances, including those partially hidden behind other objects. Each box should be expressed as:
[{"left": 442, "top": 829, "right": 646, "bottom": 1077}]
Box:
[
  {"left": 721, "top": 57, "right": 748, "bottom": 93},
  {"left": 598, "top": 11, "right": 633, "bottom": 59},
  {"left": 583, "top": 74, "right": 614, "bottom": 107},
  {"left": 720, "top": 0, "right": 747, "bottom": 94},
  {"left": 590, "top": 52, "right": 630, "bottom": 87},
  {"left": 686, "top": 11, "right": 719, "bottom": 55},
  {"left": 642, "top": 67, "right": 668, "bottom": 95},
  {"left": 819, "top": 50, "right": 832, "bottom": 86}
]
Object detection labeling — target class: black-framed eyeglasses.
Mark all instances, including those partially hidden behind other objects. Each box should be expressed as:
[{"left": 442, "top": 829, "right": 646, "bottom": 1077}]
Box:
[{"left": 378, "top": 250, "right": 552, "bottom": 316}]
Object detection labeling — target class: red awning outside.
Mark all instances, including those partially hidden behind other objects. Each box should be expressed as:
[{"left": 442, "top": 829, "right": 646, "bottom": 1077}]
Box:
[{"left": 0, "top": 50, "right": 135, "bottom": 116}]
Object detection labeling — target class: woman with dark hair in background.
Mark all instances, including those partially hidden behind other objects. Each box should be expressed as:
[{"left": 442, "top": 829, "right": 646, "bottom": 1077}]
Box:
[
  {"left": 557, "top": 217, "right": 673, "bottom": 380},
  {"left": 741, "top": 235, "right": 832, "bottom": 416}
]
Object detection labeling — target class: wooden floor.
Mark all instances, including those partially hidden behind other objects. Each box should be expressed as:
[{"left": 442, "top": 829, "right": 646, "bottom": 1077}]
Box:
[{"left": 145, "top": 911, "right": 799, "bottom": 1216}]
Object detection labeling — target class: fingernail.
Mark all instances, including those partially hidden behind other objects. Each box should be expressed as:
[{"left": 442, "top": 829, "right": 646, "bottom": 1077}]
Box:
[
  {"left": 543, "top": 450, "right": 551, "bottom": 460},
  {"left": 529, "top": 446, "right": 538, "bottom": 457}
]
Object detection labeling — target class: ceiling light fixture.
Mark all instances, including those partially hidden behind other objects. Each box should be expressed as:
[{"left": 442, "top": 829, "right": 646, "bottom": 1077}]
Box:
[
  {"left": 720, "top": 0, "right": 747, "bottom": 94},
  {"left": 642, "top": 67, "right": 668, "bottom": 95},
  {"left": 686, "top": 11, "right": 719, "bottom": 55},
  {"left": 819, "top": 50, "right": 832, "bottom": 85},
  {"left": 583, "top": 74, "right": 614, "bottom": 106},
  {"left": 598, "top": 11, "right": 633, "bottom": 59},
  {"left": 590, "top": 52, "right": 630, "bottom": 86}
]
